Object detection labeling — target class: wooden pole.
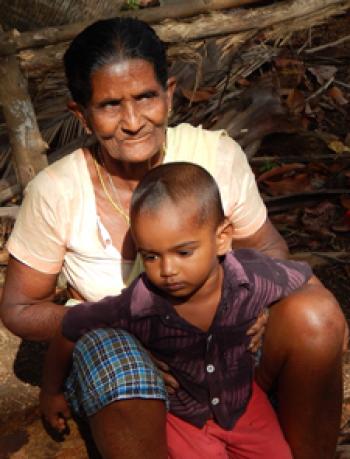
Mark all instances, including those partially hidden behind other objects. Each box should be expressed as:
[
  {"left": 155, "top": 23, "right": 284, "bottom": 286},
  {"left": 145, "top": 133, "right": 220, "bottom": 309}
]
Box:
[
  {"left": 18, "top": 0, "right": 350, "bottom": 76},
  {"left": 0, "top": 0, "right": 262, "bottom": 56},
  {"left": 2, "top": 0, "right": 347, "bottom": 56},
  {"left": 0, "top": 55, "right": 48, "bottom": 189}
]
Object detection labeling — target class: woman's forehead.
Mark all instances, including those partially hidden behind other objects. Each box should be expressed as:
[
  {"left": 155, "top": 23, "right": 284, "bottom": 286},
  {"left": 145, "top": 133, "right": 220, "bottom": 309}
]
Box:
[
  {"left": 89, "top": 59, "right": 162, "bottom": 100},
  {"left": 91, "top": 59, "right": 158, "bottom": 86}
]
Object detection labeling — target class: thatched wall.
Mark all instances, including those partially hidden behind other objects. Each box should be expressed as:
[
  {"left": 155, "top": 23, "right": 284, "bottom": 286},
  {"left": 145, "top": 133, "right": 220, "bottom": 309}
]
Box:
[{"left": 0, "top": 0, "right": 349, "bottom": 193}]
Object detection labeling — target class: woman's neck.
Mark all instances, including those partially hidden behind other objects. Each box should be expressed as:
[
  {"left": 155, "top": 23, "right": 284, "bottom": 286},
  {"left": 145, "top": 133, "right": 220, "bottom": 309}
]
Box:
[{"left": 99, "top": 148, "right": 164, "bottom": 191}]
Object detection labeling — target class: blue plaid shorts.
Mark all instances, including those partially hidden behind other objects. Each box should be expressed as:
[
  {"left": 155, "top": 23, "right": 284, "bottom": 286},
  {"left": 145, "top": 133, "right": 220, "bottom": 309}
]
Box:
[{"left": 64, "top": 328, "right": 168, "bottom": 418}]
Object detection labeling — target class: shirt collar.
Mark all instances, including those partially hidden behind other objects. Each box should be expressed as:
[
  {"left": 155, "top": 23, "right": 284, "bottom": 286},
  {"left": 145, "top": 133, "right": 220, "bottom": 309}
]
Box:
[
  {"left": 129, "top": 251, "right": 251, "bottom": 319},
  {"left": 222, "top": 251, "right": 251, "bottom": 289}
]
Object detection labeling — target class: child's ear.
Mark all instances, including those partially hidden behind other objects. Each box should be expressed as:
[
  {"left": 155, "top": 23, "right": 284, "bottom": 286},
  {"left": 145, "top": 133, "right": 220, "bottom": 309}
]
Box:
[{"left": 216, "top": 218, "right": 233, "bottom": 256}]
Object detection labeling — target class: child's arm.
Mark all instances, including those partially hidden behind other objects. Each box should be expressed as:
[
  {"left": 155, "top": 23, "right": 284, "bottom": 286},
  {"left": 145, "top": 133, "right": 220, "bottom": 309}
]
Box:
[{"left": 40, "top": 329, "right": 75, "bottom": 433}]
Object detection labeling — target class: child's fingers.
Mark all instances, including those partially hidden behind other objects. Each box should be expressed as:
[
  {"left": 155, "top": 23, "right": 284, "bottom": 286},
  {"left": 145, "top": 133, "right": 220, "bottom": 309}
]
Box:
[
  {"left": 56, "top": 416, "right": 67, "bottom": 432},
  {"left": 61, "top": 404, "right": 71, "bottom": 420}
]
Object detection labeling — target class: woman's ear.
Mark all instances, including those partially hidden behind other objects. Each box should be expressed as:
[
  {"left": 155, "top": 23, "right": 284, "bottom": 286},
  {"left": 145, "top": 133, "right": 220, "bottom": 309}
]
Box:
[
  {"left": 67, "top": 100, "right": 92, "bottom": 134},
  {"left": 216, "top": 218, "right": 234, "bottom": 256},
  {"left": 166, "top": 76, "right": 176, "bottom": 111}
]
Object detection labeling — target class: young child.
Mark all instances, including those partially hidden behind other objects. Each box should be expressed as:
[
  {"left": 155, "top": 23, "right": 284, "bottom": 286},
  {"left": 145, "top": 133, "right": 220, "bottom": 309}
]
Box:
[{"left": 40, "top": 162, "right": 312, "bottom": 459}]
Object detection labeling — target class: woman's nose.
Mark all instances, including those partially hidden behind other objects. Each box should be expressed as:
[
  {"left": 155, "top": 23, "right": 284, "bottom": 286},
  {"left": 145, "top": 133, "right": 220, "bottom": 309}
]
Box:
[{"left": 120, "top": 101, "right": 143, "bottom": 133}]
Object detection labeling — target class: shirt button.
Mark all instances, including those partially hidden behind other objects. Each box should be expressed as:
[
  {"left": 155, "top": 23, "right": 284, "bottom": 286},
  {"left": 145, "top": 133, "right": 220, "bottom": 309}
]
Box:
[
  {"left": 211, "top": 397, "right": 220, "bottom": 406},
  {"left": 164, "top": 315, "right": 170, "bottom": 320},
  {"left": 206, "top": 364, "right": 215, "bottom": 373}
]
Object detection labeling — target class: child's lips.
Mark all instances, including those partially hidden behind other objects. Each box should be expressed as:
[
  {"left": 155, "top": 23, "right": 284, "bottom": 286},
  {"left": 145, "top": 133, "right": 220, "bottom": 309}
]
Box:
[{"left": 163, "top": 282, "right": 186, "bottom": 292}]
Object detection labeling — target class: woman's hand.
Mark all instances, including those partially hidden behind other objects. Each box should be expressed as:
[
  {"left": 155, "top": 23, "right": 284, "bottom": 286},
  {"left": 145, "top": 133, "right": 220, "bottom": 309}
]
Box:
[
  {"left": 247, "top": 309, "right": 269, "bottom": 352},
  {"left": 39, "top": 389, "right": 71, "bottom": 433},
  {"left": 150, "top": 356, "right": 180, "bottom": 394}
]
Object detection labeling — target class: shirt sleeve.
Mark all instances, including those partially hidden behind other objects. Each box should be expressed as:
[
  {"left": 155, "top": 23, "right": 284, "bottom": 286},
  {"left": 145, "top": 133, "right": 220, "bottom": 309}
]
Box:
[
  {"left": 215, "top": 135, "right": 267, "bottom": 240},
  {"left": 7, "top": 169, "right": 69, "bottom": 274},
  {"left": 234, "top": 249, "right": 313, "bottom": 307},
  {"left": 62, "top": 292, "right": 132, "bottom": 342}
]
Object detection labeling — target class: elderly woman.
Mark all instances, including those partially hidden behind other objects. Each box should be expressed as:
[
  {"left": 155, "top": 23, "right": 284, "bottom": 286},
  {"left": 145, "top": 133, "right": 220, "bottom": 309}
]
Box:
[{"left": 0, "top": 17, "right": 345, "bottom": 459}]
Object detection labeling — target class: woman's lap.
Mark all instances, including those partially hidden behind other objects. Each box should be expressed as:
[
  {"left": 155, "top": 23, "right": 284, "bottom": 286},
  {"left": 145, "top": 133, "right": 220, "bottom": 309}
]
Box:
[{"left": 64, "top": 328, "right": 167, "bottom": 418}]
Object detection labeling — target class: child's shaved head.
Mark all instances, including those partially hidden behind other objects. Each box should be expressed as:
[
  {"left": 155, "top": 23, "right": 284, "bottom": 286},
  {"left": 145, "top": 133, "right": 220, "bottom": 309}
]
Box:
[{"left": 130, "top": 162, "right": 225, "bottom": 228}]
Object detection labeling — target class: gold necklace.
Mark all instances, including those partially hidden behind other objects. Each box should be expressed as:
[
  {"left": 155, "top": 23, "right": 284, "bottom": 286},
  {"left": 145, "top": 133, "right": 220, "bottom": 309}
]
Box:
[
  {"left": 93, "top": 156, "right": 130, "bottom": 224},
  {"left": 93, "top": 140, "right": 167, "bottom": 224}
]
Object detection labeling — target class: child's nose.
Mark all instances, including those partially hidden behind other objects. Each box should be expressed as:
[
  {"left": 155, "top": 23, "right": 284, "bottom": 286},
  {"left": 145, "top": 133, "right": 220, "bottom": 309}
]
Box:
[{"left": 160, "top": 257, "right": 177, "bottom": 277}]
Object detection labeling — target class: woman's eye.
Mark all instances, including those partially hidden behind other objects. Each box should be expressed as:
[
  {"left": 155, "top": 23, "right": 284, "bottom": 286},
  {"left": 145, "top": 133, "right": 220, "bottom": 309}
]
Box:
[
  {"left": 102, "top": 100, "right": 121, "bottom": 110},
  {"left": 136, "top": 91, "right": 157, "bottom": 101},
  {"left": 178, "top": 250, "right": 193, "bottom": 257}
]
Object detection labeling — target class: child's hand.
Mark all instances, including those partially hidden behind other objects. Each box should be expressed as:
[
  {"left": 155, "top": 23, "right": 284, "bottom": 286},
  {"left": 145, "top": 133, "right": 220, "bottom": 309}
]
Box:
[
  {"left": 39, "top": 390, "right": 71, "bottom": 433},
  {"left": 247, "top": 309, "right": 269, "bottom": 352}
]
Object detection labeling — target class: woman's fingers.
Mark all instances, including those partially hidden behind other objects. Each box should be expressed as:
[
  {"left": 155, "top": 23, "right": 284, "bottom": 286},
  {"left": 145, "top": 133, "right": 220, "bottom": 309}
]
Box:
[
  {"left": 150, "top": 354, "right": 179, "bottom": 392},
  {"left": 247, "top": 309, "right": 269, "bottom": 352},
  {"left": 151, "top": 355, "right": 170, "bottom": 372},
  {"left": 247, "top": 309, "right": 269, "bottom": 335},
  {"left": 160, "top": 371, "right": 179, "bottom": 394},
  {"left": 248, "top": 327, "right": 265, "bottom": 352}
]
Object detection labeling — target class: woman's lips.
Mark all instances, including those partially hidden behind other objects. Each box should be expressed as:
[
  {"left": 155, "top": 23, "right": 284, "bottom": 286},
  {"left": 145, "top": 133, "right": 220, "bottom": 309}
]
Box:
[{"left": 122, "top": 133, "right": 152, "bottom": 144}]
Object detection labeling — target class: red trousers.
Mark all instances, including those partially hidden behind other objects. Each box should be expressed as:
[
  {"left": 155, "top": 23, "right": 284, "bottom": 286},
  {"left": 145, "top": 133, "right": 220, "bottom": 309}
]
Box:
[{"left": 167, "top": 382, "right": 292, "bottom": 459}]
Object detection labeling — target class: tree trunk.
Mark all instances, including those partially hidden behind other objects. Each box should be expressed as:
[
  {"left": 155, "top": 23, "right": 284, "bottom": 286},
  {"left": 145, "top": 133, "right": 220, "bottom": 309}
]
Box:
[{"left": 0, "top": 55, "right": 48, "bottom": 189}]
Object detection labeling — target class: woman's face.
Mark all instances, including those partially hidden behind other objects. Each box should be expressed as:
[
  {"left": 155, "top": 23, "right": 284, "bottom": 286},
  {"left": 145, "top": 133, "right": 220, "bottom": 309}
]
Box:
[{"left": 75, "top": 59, "right": 175, "bottom": 164}]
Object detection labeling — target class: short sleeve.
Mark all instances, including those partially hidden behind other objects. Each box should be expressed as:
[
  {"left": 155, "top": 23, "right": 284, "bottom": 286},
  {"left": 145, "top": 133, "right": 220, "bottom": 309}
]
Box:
[
  {"left": 7, "top": 169, "right": 69, "bottom": 274},
  {"left": 215, "top": 135, "right": 267, "bottom": 240}
]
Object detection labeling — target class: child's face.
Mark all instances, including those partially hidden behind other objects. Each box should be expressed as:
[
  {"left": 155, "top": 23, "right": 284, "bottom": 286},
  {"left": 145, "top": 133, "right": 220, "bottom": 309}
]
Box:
[{"left": 132, "top": 200, "right": 232, "bottom": 298}]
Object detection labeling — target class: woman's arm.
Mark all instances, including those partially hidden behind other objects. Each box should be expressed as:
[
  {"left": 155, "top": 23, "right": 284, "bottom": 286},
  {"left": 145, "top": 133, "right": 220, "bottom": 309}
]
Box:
[
  {"left": 232, "top": 217, "right": 289, "bottom": 259},
  {"left": 0, "top": 256, "right": 66, "bottom": 341},
  {"left": 40, "top": 329, "right": 75, "bottom": 432},
  {"left": 216, "top": 136, "right": 288, "bottom": 259}
]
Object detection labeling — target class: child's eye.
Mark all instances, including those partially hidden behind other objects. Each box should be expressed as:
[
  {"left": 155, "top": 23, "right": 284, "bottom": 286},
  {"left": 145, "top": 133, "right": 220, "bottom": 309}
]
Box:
[{"left": 141, "top": 253, "right": 158, "bottom": 262}]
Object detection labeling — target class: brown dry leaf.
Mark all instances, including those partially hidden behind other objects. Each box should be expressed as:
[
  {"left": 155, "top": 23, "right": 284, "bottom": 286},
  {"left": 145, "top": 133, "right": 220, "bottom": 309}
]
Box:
[
  {"left": 328, "top": 140, "right": 350, "bottom": 154},
  {"left": 327, "top": 86, "right": 348, "bottom": 106},
  {"left": 180, "top": 86, "right": 216, "bottom": 103},
  {"left": 301, "top": 202, "right": 337, "bottom": 238},
  {"left": 274, "top": 58, "right": 305, "bottom": 89},
  {"left": 274, "top": 58, "right": 304, "bottom": 69},
  {"left": 139, "top": 0, "right": 157, "bottom": 5},
  {"left": 264, "top": 173, "right": 311, "bottom": 196},
  {"left": 237, "top": 78, "right": 250, "bottom": 87},
  {"left": 340, "top": 196, "right": 350, "bottom": 210},
  {"left": 345, "top": 133, "right": 350, "bottom": 147},
  {"left": 286, "top": 89, "right": 305, "bottom": 114},
  {"left": 308, "top": 65, "right": 337, "bottom": 85},
  {"left": 257, "top": 163, "right": 305, "bottom": 183},
  {"left": 271, "top": 213, "right": 298, "bottom": 226}
]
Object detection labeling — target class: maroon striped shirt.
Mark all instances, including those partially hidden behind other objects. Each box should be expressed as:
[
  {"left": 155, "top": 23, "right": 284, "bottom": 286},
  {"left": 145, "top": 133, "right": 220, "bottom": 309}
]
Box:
[{"left": 63, "top": 249, "right": 312, "bottom": 429}]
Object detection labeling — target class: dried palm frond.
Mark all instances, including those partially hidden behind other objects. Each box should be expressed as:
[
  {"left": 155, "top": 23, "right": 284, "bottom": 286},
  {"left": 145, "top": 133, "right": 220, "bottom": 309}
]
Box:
[{"left": 0, "top": 0, "right": 124, "bottom": 31}]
